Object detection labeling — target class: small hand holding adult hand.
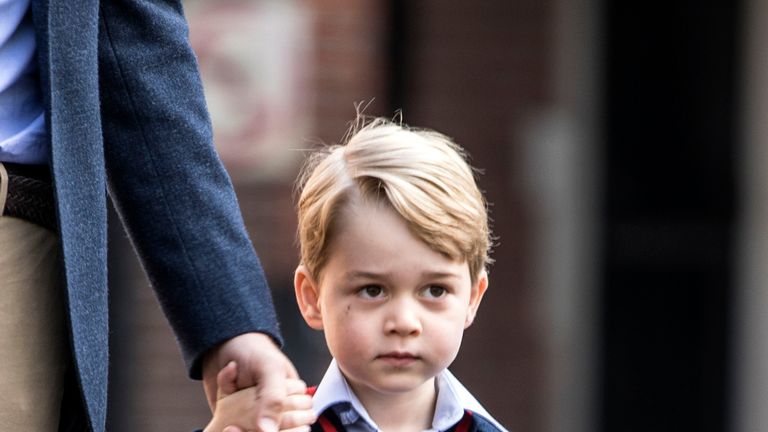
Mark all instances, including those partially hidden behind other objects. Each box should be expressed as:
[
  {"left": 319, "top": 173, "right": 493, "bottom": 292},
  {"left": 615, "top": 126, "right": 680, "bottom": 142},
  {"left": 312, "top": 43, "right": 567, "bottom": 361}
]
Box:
[
  {"left": 204, "top": 361, "right": 250, "bottom": 432},
  {"left": 220, "top": 381, "right": 317, "bottom": 432},
  {"left": 202, "top": 332, "right": 314, "bottom": 432},
  {"left": 205, "top": 361, "right": 315, "bottom": 432}
]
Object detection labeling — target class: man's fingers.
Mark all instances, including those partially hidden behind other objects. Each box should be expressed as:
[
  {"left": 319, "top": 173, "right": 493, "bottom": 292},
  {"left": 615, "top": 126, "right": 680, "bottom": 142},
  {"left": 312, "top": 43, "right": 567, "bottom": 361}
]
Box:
[
  {"left": 279, "top": 386, "right": 315, "bottom": 431},
  {"left": 279, "top": 396, "right": 315, "bottom": 430},
  {"left": 252, "top": 370, "right": 286, "bottom": 432},
  {"left": 285, "top": 378, "right": 308, "bottom": 396},
  {"left": 201, "top": 333, "right": 306, "bottom": 431},
  {"left": 279, "top": 427, "right": 311, "bottom": 432},
  {"left": 284, "top": 393, "right": 313, "bottom": 412}
]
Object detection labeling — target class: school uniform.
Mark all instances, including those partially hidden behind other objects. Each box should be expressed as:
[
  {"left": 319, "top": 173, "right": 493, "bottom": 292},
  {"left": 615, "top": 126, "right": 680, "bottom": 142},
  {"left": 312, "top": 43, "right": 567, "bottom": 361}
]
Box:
[{"left": 309, "top": 359, "right": 508, "bottom": 432}]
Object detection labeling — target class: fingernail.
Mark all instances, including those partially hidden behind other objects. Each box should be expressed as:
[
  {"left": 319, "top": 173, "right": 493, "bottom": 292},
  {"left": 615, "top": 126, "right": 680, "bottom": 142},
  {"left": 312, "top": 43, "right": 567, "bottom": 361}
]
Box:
[{"left": 258, "top": 418, "right": 278, "bottom": 432}]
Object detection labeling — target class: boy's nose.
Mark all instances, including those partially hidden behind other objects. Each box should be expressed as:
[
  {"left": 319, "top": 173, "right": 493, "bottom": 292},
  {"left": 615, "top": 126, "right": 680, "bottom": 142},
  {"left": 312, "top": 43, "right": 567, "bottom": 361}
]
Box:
[{"left": 383, "top": 300, "right": 422, "bottom": 336}]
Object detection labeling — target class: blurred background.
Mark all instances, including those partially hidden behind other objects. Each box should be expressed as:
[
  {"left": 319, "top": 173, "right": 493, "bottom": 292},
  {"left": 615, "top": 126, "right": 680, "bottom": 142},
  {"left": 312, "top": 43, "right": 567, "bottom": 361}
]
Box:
[{"left": 104, "top": 0, "right": 768, "bottom": 431}]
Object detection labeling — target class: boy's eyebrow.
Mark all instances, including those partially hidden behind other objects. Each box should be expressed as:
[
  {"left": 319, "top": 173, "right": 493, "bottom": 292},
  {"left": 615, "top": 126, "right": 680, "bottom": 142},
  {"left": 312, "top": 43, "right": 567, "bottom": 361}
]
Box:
[
  {"left": 344, "top": 271, "right": 382, "bottom": 280},
  {"left": 344, "top": 270, "right": 463, "bottom": 280},
  {"left": 420, "top": 271, "right": 463, "bottom": 279}
]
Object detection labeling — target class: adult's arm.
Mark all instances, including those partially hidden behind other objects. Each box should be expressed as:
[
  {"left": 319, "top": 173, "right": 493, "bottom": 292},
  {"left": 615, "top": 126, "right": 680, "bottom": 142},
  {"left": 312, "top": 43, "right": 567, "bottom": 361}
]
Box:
[{"left": 96, "top": 0, "right": 281, "bottom": 387}]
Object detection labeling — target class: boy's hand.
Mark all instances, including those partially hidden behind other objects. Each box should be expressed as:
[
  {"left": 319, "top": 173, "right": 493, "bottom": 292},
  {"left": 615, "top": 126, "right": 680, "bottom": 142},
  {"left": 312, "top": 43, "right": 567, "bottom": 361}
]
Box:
[
  {"left": 203, "top": 333, "right": 299, "bottom": 432},
  {"left": 205, "top": 361, "right": 255, "bottom": 432},
  {"left": 206, "top": 361, "right": 316, "bottom": 432}
]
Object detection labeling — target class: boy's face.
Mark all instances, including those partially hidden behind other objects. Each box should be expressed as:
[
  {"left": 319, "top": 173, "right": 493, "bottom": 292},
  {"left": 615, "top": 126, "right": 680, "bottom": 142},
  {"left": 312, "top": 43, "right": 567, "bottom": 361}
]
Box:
[{"left": 295, "top": 201, "right": 488, "bottom": 400}]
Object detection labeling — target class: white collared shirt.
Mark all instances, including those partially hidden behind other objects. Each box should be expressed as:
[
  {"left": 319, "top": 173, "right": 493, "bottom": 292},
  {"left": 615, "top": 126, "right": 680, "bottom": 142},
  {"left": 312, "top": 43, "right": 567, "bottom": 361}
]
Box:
[{"left": 311, "top": 359, "right": 508, "bottom": 432}]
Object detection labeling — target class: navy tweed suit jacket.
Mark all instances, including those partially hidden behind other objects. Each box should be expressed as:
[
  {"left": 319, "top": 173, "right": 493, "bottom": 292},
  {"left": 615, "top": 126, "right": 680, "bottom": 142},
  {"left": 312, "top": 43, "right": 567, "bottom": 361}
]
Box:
[{"left": 28, "top": 1, "right": 282, "bottom": 430}]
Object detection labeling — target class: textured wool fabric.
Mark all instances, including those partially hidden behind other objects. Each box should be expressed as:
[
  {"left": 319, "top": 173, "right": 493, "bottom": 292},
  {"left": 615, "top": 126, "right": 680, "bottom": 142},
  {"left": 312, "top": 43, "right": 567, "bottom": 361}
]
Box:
[{"left": 0, "top": 216, "right": 67, "bottom": 431}]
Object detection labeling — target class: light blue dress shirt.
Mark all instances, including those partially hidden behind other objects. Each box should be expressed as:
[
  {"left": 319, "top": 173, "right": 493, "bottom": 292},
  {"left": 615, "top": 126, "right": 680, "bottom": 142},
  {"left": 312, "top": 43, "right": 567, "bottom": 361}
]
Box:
[
  {"left": 0, "top": 0, "right": 48, "bottom": 164},
  {"left": 311, "top": 359, "right": 508, "bottom": 432}
]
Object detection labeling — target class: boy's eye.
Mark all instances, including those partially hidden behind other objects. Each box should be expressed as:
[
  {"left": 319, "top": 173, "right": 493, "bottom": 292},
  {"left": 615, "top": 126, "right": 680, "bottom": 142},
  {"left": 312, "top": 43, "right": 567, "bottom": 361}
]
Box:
[
  {"left": 422, "top": 285, "right": 447, "bottom": 299},
  {"left": 359, "top": 285, "right": 384, "bottom": 299}
]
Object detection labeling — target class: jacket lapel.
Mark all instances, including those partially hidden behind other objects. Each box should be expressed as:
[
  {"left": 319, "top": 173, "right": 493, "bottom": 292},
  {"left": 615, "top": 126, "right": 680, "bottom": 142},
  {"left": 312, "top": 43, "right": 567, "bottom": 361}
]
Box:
[{"left": 30, "top": 1, "right": 109, "bottom": 431}]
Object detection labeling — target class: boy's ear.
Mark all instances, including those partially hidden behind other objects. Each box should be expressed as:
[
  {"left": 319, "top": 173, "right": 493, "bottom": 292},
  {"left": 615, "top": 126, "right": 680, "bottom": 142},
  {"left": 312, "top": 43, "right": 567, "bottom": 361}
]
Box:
[
  {"left": 294, "top": 265, "right": 324, "bottom": 330},
  {"left": 465, "top": 269, "right": 489, "bottom": 329}
]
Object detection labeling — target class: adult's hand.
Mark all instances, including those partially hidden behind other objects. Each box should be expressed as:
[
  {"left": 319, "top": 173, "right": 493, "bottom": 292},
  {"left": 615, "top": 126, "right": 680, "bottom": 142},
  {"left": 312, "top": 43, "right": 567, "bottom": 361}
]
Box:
[
  {"left": 203, "top": 332, "right": 301, "bottom": 432},
  {"left": 206, "top": 362, "right": 315, "bottom": 432}
]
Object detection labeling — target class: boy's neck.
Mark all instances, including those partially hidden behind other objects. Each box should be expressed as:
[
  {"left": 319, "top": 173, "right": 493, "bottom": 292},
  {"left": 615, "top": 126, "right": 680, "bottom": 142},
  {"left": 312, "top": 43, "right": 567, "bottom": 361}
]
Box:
[{"left": 348, "top": 377, "right": 437, "bottom": 432}]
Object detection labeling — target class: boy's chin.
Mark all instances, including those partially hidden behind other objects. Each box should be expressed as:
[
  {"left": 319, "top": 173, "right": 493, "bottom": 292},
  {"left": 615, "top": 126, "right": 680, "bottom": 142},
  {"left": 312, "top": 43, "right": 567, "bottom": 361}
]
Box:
[{"left": 351, "top": 373, "right": 438, "bottom": 396}]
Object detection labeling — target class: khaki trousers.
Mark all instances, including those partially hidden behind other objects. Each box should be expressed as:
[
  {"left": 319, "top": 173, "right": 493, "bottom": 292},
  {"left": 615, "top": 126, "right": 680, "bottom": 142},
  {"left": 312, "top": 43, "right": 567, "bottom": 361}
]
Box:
[{"left": 0, "top": 163, "right": 67, "bottom": 430}]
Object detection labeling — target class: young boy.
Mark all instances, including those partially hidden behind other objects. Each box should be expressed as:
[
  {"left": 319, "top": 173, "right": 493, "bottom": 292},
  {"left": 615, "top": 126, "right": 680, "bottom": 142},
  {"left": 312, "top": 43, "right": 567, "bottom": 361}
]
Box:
[{"left": 208, "top": 116, "right": 508, "bottom": 432}]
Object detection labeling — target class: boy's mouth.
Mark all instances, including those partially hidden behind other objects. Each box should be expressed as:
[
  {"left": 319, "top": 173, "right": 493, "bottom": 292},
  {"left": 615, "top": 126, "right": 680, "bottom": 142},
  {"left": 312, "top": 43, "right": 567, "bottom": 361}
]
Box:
[{"left": 376, "top": 351, "right": 420, "bottom": 366}]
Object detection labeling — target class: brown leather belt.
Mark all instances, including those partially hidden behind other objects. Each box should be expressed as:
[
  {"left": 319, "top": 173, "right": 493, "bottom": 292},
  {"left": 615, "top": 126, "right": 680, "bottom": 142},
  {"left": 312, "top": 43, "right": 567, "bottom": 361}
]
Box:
[{"left": 1, "top": 162, "right": 57, "bottom": 232}]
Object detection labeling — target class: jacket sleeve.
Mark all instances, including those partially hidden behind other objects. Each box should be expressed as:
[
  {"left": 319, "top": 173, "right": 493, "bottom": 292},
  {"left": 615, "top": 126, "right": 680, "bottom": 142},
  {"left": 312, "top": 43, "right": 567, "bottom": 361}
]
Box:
[{"left": 96, "top": 0, "right": 282, "bottom": 379}]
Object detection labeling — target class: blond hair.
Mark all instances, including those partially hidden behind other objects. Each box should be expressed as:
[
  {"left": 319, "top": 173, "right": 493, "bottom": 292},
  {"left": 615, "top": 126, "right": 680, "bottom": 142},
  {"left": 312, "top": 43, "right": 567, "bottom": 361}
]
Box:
[{"left": 296, "top": 116, "right": 492, "bottom": 283}]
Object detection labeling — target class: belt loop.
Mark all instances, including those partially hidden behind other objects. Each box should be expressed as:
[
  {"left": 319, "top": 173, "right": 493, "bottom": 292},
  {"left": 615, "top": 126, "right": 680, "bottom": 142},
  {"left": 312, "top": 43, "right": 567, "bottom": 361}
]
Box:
[{"left": 0, "top": 162, "right": 8, "bottom": 215}]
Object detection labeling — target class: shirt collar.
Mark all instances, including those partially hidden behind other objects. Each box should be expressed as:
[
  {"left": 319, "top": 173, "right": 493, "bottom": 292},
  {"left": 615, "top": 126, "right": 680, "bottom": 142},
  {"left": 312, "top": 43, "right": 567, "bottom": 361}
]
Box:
[
  {"left": 311, "top": 359, "right": 379, "bottom": 429},
  {"left": 311, "top": 359, "right": 507, "bottom": 432}
]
